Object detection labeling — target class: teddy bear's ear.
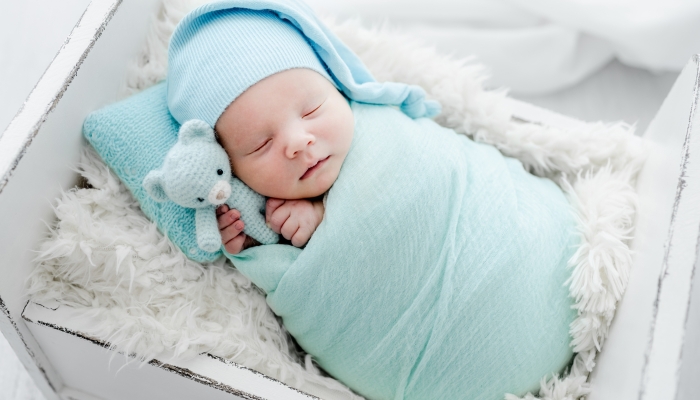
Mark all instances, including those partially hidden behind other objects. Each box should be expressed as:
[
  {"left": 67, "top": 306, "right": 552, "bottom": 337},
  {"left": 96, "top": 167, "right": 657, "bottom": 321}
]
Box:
[
  {"left": 143, "top": 170, "right": 169, "bottom": 202},
  {"left": 179, "top": 119, "right": 216, "bottom": 145}
]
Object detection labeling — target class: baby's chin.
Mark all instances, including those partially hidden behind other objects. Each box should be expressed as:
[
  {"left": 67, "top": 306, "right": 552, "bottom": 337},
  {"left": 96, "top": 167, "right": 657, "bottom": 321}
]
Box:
[
  {"left": 285, "top": 174, "right": 337, "bottom": 199},
  {"left": 253, "top": 159, "right": 342, "bottom": 199},
  {"left": 253, "top": 179, "right": 330, "bottom": 200},
  {"left": 293, "top": 180, "right": 334, "bottom": 199}
]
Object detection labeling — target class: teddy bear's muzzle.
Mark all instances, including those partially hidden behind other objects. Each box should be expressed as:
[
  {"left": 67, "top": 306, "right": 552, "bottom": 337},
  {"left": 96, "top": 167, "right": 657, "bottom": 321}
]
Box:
[{"left": 208, "top": 180, "right": 232, "bottom": 205}]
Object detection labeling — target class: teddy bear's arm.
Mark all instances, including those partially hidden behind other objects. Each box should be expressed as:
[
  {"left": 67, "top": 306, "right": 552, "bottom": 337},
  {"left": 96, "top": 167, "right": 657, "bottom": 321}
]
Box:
[
  {"left": 227, "top": 178, "right": 279, "bottom": 245},
  {"left": 195, "top": 207, "right": 224, "bottom": 253}
]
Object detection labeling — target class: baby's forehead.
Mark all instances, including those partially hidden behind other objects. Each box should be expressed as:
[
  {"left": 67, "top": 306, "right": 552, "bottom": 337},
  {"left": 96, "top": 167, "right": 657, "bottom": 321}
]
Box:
[
  {"left": 216, "top": 69, "right": 340, "bottom": 143},
  {"left": 229, "top": 68, "right": 334, "bottom": 112}
]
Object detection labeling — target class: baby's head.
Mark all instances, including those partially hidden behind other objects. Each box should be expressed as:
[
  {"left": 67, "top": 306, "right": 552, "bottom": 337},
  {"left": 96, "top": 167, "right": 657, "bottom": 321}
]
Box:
[
  {"left": 216, "top": 68, "right": 353, "bottom": 199},
  {"left": 168, "top": 8, "right": 353, "bottom": 199}
]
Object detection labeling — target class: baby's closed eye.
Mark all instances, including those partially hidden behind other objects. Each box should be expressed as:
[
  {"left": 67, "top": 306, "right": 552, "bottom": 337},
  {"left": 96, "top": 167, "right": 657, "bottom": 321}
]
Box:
[
  {"left": 303, "top": 102, "right": 323, "bottom": 118},
  {"left": 249, "top": 138, "right": 271, "bottom": 154}
]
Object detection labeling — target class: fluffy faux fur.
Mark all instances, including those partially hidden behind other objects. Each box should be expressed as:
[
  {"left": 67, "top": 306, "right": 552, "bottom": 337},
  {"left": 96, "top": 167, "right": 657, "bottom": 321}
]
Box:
[{"left": 26, "top": 1, "right": 646, "bottom": 399}]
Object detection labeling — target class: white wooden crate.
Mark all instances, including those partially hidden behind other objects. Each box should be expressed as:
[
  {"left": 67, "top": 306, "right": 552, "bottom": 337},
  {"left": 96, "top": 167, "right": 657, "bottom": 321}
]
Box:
[
  {"left": 589, "top": 56, "right": 700, "bottom": 400},
  {"left": 0, "top": 1, "right": 698, "bottom": 399}
]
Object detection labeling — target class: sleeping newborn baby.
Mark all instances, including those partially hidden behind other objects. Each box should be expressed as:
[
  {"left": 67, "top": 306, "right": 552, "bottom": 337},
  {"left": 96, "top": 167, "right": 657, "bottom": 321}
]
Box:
[{"left": 167, "top": 1, "right": 577, "bottom": 399}]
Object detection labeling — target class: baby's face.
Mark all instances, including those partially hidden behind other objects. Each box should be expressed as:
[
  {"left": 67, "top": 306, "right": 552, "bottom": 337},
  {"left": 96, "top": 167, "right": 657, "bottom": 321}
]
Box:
[{"left": 215, "top": 68, "right": 354, "bottom": 199}]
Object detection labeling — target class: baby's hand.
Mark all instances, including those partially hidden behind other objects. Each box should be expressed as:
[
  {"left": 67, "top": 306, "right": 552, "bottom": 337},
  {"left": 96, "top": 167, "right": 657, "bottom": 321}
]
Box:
[
  {"left": 216, "top": 205, "right": 258, "bottom": 254},
  {"left": 266, "top": 198, "right": 324, "bottom": 248}
]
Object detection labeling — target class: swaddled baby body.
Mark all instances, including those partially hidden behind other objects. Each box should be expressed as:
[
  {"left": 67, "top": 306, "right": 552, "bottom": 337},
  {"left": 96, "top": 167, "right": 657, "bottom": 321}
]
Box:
[{"left": 166, "top": 1, "right": 576, "bottom": 399}]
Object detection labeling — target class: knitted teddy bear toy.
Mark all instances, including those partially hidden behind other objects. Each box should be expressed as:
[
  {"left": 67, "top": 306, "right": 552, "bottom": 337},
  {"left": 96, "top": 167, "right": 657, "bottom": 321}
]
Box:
[{"left": 143, "top": 119, "right": 279, "bottom": 252}]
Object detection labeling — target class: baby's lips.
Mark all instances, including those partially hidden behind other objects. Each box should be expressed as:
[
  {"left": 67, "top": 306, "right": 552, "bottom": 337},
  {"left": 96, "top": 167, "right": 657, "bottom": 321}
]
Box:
[{"left": 300, "top": 155, "right": 330, "bottom": 179}]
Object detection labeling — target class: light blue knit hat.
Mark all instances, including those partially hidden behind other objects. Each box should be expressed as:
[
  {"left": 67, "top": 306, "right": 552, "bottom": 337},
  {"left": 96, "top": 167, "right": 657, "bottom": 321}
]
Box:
[
  {"left": 167, "top": 0, "right": 441, "bottom": 127},
  {"left": 168, "top": 8, "right": 333, "bottom": 127}
]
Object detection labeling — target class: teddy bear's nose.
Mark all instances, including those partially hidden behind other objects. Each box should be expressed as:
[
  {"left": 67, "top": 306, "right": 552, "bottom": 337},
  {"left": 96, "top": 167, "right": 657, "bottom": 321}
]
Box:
[{"left": 208, "top": 180, "right": 232, "bottom": 206}]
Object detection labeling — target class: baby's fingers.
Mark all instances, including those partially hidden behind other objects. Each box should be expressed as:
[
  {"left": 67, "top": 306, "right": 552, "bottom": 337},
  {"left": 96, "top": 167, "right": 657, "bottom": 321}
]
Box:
[
  {"left": 220, "top": 218, "right": 245, "bottom": 244},
  {"left": 266, "top": 198, "right": 285, "bottom": 223},
  {"left": 290, "top": 225, "right": 313, "bottom": 248},
  {"left": 216, "top": 204, "right": 229, "bottom": 216},
  {"left": 217, "top": 209, "right": 241, "bottom": 230},
  {"left": 224, "top": 233, "right": 247, "bottom": 254},
  {"left": 280, "top": 217, "right": 300, "bottom": 242},
  {"left": 268, "top": 204, "right": 291, "bottom": 234}
]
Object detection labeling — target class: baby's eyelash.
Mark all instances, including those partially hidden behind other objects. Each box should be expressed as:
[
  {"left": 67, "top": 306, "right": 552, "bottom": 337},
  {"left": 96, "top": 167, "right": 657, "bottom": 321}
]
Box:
[
  {"left": 303, "top": 103, "right": 323, "bottom": 118},
  {"left": 251, "top": 138, "right": 271, "bottom": 153}
]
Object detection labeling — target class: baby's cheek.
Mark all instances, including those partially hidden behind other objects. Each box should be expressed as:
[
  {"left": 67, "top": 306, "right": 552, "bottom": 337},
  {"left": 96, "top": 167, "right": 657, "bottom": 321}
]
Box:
[
  {"left": 242, "top": 163, "right": 295, "bottom": 199},
  {"left": 231, "top": 158, "right": 264, "bottom": 191}
]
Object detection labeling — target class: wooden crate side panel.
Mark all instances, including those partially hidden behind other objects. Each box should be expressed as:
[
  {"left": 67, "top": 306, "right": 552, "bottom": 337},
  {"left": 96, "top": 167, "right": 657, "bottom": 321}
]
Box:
[
  {"left": 677, "top": 244, "right": 700, "bottom": 399},
  {"left": 640, "top": 55, "right": 700, "bottom": 400},
  {"left": 0, "top": 0, "right": 160, "bottom": 398},
  {"left": 589, "top": 56, "right": 700, "bottom": 400},
  {"left": 23, "top": 302, "right": 320, "bottom": 400},
  {"left": 26, "top": 321, "right": 252, "bottom": 400}
]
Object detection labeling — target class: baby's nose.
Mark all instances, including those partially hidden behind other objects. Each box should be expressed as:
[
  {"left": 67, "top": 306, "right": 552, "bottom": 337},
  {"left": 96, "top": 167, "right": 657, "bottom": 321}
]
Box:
[{"left": 286, "top": 135, "right": 315, "bottom": 158}]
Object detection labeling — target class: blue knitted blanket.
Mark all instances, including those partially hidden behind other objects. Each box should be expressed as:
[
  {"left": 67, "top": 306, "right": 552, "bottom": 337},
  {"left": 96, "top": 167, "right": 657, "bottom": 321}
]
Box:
[
  {"left": 84, "top": 83, "right": 232, "bottom": 262},
  {"left": 229, "top": 102, "right": 578, "bottom": 400}
]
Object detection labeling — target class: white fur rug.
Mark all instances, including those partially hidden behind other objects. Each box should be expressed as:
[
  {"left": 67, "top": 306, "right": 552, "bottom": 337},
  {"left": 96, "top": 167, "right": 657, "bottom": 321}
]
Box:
[{"left": 26, "top": 1, "right": 646, "bottom": 399}]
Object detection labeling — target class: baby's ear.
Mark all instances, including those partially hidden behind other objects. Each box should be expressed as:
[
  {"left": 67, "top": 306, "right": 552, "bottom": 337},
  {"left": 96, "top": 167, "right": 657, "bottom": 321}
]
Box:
[
  {"left": 143, "top": 170, "right": 169, "bottom": 202},
  {"left": 179, "top": 119, "right": 216, "bottom": 145}
]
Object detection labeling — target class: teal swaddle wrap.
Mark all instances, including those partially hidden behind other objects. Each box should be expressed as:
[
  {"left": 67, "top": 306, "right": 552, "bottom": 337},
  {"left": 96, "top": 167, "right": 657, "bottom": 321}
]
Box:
[{"left": 230, "top": 102, "right": 578, "bottom": 400}]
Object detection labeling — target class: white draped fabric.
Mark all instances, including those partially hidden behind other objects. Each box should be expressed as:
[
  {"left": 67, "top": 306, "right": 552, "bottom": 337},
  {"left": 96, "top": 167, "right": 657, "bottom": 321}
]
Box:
[{"left": 305, "top": 0, "right": 700, "bottom": 94}]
